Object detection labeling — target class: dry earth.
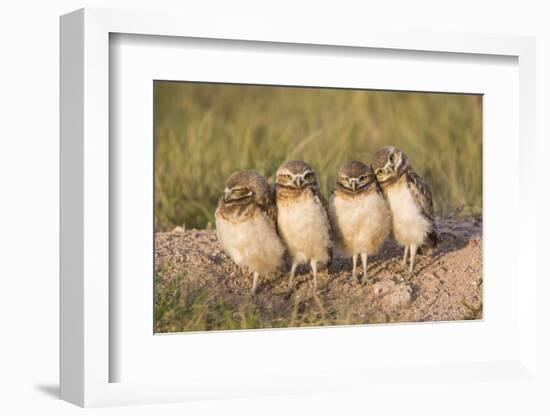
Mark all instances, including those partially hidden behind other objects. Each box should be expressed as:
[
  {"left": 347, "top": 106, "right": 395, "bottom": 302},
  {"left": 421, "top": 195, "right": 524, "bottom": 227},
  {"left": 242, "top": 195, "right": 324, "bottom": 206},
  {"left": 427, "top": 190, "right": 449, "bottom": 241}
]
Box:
[{"left": 155, "top": 216, "right": 482, "bottom": 331}]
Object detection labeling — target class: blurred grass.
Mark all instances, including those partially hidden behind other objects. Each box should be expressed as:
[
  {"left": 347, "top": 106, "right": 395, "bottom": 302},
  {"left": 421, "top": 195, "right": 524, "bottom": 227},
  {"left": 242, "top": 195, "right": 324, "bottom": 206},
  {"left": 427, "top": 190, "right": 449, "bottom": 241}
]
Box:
[{"left": 155, "top": 81, "right": 482, "bottom": 231}]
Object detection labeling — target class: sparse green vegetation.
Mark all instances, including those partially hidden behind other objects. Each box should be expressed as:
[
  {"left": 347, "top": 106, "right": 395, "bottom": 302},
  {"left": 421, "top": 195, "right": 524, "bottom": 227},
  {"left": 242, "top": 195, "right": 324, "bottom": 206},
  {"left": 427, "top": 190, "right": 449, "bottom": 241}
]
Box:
[
  {"left": 155, "top": 82, "right": 482, "bottom": 231},
  {"left": 154, "top": 273, "right": 260, "bottom": 332},
  {"left": 461, "top": 299, "right": 483, "bottom": 320},
  {"left": 154, "top": 272, "right": 370, "bottom": 333}
]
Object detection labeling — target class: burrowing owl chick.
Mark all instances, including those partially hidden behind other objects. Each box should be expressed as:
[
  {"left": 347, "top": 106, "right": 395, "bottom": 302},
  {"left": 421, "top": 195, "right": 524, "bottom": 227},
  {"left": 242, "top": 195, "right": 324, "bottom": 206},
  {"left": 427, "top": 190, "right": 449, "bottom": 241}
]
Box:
[
  {"left": 215, "top": 170, "right": 285, "bottom": 294},
  {"left": 371, "top": 147, "right": 439, "bottom": 273},
  {"left": 274, "top": 161, "right": 332, "bottom": 292},
  {"left": 329, "top": 161, "right": 391, "bottom": 283}
]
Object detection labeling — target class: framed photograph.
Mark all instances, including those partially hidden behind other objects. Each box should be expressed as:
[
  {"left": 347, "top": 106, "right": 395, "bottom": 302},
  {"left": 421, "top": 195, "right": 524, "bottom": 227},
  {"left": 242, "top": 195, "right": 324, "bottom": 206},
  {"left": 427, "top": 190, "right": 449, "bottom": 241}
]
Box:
[
  {"left": 153, "top": 80, "right": 483, "bottom": 333},
  {"left": 60, "top": 8, "right": 539, "bottom": 408}
]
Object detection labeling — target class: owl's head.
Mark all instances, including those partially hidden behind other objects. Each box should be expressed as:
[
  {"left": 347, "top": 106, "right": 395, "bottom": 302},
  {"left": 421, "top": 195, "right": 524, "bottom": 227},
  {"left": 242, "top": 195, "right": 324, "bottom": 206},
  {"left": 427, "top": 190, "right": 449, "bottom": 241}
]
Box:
[
  {"left": 336, "top": 161, "right": 375, "bottom": 193},
  {"left": 222, "top": 170, "right": 269, "bottom": 204},
  {"left": 371, "top": 146, "right": 410, "bottom": 185},
  {"left": 275, "top": 160, "right": 318, "bottom": 189}
]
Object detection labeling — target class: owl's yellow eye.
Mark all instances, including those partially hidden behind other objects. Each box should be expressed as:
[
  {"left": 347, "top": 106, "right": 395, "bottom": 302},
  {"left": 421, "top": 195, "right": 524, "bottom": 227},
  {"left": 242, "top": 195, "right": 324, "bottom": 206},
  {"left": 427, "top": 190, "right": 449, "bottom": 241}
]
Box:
[
  {"left": 377, "top": 170, "right": 384, "bottom": 176},
  {"left": 359, "top": 175, "right": 367, "bottom": 181},
  {"left": 389, "top": 154, "right": 395, "bottom": 163},
  {"left": 284, "top": 174, "right": 292, "bottom": 180}
]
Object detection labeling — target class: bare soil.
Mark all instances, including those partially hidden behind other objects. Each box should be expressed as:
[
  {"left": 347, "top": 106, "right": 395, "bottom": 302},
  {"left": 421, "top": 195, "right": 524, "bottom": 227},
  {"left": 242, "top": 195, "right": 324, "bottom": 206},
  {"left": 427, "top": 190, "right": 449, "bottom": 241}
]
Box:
[{"left": 155, "top": 216, "right": 482, "bottom": 329}]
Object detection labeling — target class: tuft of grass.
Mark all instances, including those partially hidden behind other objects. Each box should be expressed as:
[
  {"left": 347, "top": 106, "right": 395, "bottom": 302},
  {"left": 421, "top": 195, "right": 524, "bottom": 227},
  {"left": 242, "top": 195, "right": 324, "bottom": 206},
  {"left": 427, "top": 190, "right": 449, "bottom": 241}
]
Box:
[
  {"left": 461, "top": 299, "right": 483, "bottom": 320},
  {"left": 155, "top": 82, "right": 482, "bottom": 231},
  {"left": 155, "top": 273, "right": 264, "bottom": 332}
]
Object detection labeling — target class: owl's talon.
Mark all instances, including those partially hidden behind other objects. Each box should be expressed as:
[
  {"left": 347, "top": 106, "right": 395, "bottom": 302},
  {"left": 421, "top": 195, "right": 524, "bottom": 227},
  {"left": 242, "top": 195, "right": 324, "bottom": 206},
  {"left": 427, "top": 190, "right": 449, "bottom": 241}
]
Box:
[{"left": 404, "top": 270, "right": 415, "bottom": 281}]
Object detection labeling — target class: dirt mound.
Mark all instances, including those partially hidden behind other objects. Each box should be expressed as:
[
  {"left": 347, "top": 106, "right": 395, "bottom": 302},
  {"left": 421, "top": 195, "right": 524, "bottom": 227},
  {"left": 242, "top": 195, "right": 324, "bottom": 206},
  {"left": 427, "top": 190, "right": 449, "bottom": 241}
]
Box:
[{"left": 155, "top": 216, "right": 482, "bottom": 331}]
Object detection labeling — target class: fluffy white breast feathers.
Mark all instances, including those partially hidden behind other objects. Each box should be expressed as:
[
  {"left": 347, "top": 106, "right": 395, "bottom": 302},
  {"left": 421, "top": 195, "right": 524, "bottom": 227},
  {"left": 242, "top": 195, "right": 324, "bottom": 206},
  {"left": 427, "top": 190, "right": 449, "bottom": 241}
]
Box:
[{"left": 215, "top": 170, "right": 285, "bottom": 294}]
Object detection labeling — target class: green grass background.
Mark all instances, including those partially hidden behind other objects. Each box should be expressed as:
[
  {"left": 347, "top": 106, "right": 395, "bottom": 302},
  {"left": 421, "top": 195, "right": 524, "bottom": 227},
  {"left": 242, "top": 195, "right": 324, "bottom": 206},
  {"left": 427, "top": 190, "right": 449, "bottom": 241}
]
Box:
[{"left": 155, "top": 81, "right": 482, "bottom": 231}]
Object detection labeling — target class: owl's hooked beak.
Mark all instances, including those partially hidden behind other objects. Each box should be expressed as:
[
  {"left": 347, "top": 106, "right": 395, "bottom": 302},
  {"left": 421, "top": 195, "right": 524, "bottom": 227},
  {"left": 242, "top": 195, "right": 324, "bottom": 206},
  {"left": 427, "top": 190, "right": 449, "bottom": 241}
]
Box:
[
  {"left": 294, "top": 176, "right": 303, "bottom": 188},
  {"left": 350, "top": 179, "right": 359, "bottom": 191}
]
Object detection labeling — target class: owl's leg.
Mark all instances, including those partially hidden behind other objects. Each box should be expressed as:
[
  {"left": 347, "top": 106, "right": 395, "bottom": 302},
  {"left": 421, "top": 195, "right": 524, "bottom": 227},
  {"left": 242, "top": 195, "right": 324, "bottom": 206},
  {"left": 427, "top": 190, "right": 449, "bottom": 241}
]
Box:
[
  {"left": 361, "top": 252, "right": 368, "bottom": 283},
  {"left": 310, "top": 259, "right": 318, "bottom": 292},
  {"left": 352, "top": 254, "right": 358, "bottom": 283},
  {"left": 251, "top": 272, "right": 259, "bottom": 295},
  {"left": 288, "top": 261, "right": 298, "bottom": 291},
  {"left": 401, "top": 246, "right": 409, "bottom": 268},
  {"left": 409, "top": 244, "right": 418, "bottom": 273}
]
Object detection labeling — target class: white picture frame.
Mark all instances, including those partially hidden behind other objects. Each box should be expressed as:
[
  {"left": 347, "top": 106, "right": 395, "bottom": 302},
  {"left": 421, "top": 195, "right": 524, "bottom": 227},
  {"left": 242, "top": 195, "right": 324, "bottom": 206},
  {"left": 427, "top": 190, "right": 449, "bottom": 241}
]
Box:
[{"left": 60, "top": 7, "right": 538, "bottom": 408}]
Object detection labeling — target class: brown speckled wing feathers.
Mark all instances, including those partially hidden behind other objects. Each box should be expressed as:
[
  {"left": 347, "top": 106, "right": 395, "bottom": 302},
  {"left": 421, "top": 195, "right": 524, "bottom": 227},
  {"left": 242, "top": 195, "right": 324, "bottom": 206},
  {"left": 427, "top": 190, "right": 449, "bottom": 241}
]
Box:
[
  {"left": 256, "top": 190, "right": 278, "bottom": 229},
  {"left": 406, "top": 171, "right": 439, "bottom": 247},
  {"left": 313, "top": 186, "right": 334, "bottom": 265}
]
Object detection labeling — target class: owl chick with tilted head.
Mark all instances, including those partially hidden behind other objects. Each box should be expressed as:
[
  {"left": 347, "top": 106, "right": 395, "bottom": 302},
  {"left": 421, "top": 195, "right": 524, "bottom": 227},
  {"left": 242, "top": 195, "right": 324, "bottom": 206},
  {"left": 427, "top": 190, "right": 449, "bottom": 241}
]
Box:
[
  {"left": 215, "top": 170, "right": 286, "bottom": 295},
  {"left": 274, "top": 161, "right": 332, "bottom": 292},
  {"left": 329, "top": 161, "right": 392, "bottom": 283},
  {"left": 371, "top": 146, "right": 439, "bottom": 273}
]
